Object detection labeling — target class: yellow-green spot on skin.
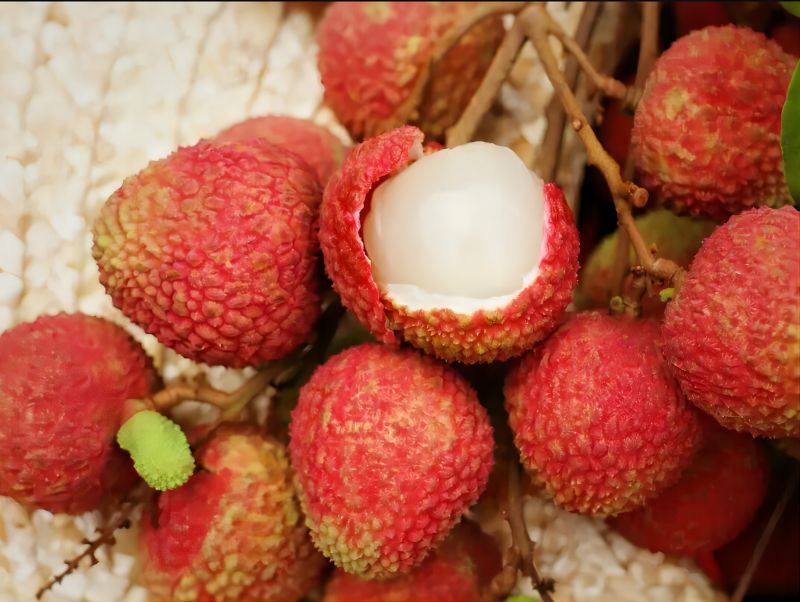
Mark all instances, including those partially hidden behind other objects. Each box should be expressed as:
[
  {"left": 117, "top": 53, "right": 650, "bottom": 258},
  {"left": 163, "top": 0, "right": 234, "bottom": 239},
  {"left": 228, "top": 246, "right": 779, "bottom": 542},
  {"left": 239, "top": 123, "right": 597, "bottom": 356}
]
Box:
[
  {"left": 116, "top": 410, "right": 195, "bottom": 491},
  {"left": 664, "top": 87, "right": 690, "bottom": 120}
]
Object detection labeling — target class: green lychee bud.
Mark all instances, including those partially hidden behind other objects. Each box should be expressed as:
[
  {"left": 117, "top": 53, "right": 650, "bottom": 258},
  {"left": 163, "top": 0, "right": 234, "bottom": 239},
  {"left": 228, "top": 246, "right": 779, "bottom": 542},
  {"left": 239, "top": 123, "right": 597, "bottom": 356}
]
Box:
[{"left": 117, "top": 410, "right": 195, "bottom": 491}]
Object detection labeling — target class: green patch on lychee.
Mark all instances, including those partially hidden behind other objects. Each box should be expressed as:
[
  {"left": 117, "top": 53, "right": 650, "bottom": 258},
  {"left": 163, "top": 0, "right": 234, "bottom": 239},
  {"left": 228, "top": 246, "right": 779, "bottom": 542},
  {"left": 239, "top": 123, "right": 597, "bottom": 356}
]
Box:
[{"left": 117, "top": 410, "right": 195, "bottom": 491}]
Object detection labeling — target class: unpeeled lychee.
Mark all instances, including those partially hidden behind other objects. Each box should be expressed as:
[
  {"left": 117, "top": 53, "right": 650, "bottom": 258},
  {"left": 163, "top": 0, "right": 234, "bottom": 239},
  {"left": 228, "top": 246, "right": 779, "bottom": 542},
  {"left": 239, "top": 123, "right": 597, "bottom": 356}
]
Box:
[
  {"left": 632, "top": 25, "right": 797, "bottom": 219},
  {"left": 0, "top": 313, "right": 156, "bottom": 514},
  {"left": 214, "top": 115, "right": 347, "bottom": 185},
  {"left": 320, "top": 126, "right": 579, "bottom": 364},
  {"left": 289, "top": 343, "right": 494, "bottom": 578},
  {"left": 323, "top": 521, "right": 501, "bottom": 602},
  {"left": 317, "top": 2, "right": 504, "bottom": 140},
  {"left": 505, "top": 312, "right": 702, "bottom": 517},
  {"left": 662, "top": 206, "right": 800, "bottom": 438},
  {"left": 609, "top": 419, "right": 769, "bottom": 557},
  {"left": 141, "top": 424, "right": 325, "bottom": 602},
  {"left": 576, "top": 210, "right": 716, "bottom": 318},
  {"left": 93, "top": 140, "right": 322, "bottom": 368}
]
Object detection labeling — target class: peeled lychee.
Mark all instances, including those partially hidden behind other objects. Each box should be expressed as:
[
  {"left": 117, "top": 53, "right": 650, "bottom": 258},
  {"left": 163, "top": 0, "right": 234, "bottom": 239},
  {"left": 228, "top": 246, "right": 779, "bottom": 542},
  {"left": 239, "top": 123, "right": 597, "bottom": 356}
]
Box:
[
  {"left": 214, "top": 115, "right": 347, "bottom": 185},
  {"left": 609, "top": 419, "right": 769, "bottom": 557},
  {"left": 505, "top": 312, "right": 702, "bottom": 517},
  {"left": 289, "top": 343, "right": 494, "bottom": 578},
  {"left": 93, "top": 140, "right": 322, "bottom": 368},
  {"left": 317, "top": 2, "right": 504, "bottom": 140},
  {"left": 141, "top": 424, "right": 325, "bottom": 602},
  {"left": 0, "top": 313, "right": 156, "bottom": 514},
  {"left": 632, "top": 25, "right": 797, "bottom": 219},
  {"left": 323, "top": 521, "right": 501, "bottom": 602},
  {"left": 576, "top": 210, "right": 716, "bottom": 318},
  {"left": 662, "top": 206, "right": 800, "bottom": 438},
  {"left": 320, "top": 126, "right": 579, "bottom": 364}
]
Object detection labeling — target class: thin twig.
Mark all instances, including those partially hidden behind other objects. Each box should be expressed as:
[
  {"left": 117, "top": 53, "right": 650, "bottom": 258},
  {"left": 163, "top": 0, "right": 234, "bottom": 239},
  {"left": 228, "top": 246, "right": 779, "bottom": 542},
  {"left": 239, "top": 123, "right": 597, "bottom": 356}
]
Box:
[
  {"left": 386, "top": 2, "right": 528, "bottom": 136},
  {"left": 732, "top": 467, "right": 800, "bottom": 602},
  {"left": 627, "top": 2, "right": 660, "bottom": 112},
  {"left": 36, "top": 484, "right": 151, "bottom": 600},
  {"left": 622, "top": 266, "right": 647, "bottom": 318},
  {"left": 446, "top": 15, "right": 527, "bottom": 148},
  {"left": 538, "top": 1, "right": 602, "bottom": 180},
  {"left": 525, "top": 5, "right": 685, "bottom": 289}
]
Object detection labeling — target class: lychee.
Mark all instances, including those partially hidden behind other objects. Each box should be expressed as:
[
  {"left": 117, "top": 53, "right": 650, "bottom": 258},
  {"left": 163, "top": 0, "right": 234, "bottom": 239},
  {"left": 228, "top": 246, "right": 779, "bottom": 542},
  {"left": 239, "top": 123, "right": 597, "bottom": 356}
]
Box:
[
  {"left": 576, "top": 210, "right": 716, "bottom": 318},
  {"left": 92, "top": 139, "right": 322, "bottom": 368},
  {"left": 0, "top": 313, "right": 156, "bottom": 514},
  {"left": 323, "top": 521, "right": 501, "bottom": 602},
  {"left": 662, "top": 206, "right": 800, "bottom": 438},
  {"left": 214, "top": 115, "right": 347, "bottom": 186},
  {"left": 317, "top": 2, "right": 504, "bottom": 140},
  {"left": 288, "top": 343, "right": 494, "bottom": 578},
  {"left": 609, "top": 419, "right": 769, "bottom": 557},
  {"left": 504, "top": 311, "right": 702, "bottom": 517},
  {"left": 140, "top": 424, "right": 325, "bottom": 602},
  {"left": 319, "top": 126, "right": 579, "bottom": 364},
  {"left": 632, "top": 25, "right": 797, "bottom": 219}
]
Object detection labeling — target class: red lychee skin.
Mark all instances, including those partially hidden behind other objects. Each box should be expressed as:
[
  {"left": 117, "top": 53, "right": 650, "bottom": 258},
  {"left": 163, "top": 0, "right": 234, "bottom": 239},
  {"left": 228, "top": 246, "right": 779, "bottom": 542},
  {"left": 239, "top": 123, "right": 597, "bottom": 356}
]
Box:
[
  {"left": 141, "top": 424, "right": 325, "bottom": 602},
  {"left": 317, "top": 2, "right": 504, "bottom": 140},
  {"left": 504, "top": 312, "right": 703, "bottom": 517},
  {"left": 632, "top": 25, "right": 797, "bottom": 220},
  {"left": 288, "top": 343, "right": 495, "bottom": 578},
  {"left": 662, "top": 206, "right": 800, "bottom": 438},
  {"left": 214, "top": 115, "right": 347, "bottom": 186},
  {"left": 92, "top": 140, "right": 322, "bottom": 368},
  {"left": 323, "top": 521, "right": 501, "bottom": 602},
  {"left": 0, "top": 313, "right": 155, "bottom": 514},
  {"left": 319, "top": 126, "right": 580, "bottom": 364},
  {"left": 609, "top": 419, "right": 769, "bottom": 557}
]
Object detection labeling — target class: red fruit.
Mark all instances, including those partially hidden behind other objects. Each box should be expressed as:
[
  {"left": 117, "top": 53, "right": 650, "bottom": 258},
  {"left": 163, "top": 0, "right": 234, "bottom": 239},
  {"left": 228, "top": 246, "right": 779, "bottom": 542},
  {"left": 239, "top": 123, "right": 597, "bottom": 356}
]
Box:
[
  {"left": 504, "top": 312, "right": 702, "bottom": 517},
  {"left": 289, "top": 343, "right": 494, "bottom": 578},
  {"left": 609, "top": 420, "right": 769, "bottom": 557},
  {"left": 0, "top": 313, "right": 155, "bottom": 514},
  {"left": 317, "top": 2, "right": 504, "bottom": 139},
  {"left": 141, "top": 424, "right": 325, "bottom": 602},
  {"left": 214, "top": 115, "right": 347, "bottom": 186},
  {"left": 323, "top": 521, "right": 501, "bottom": 602},
  {"left": 320, "top": 126, "right": 579, "bottom": 364},
  {"left": 93, "top": 140, "right": 322, "bottom": 368},
  {"left": 632, "top": 26, "right": 797, "bottom": 219},
  {"left": 662, "top": 206, "right": 800, "bottom": 438}
]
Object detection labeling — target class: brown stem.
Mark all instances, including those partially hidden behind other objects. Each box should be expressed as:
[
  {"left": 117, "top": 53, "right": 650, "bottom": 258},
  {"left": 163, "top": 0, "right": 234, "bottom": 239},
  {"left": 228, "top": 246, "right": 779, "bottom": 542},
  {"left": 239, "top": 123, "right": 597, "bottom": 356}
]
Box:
[
  {"left": 544, "top": 12, "right": 628, "bottom": 101},
  {"left": 622, "top": 266, "right": 647, "bottom": 318},
  {"left": 732, "top": 467, "right": 799, "bottom": 602},
  {"left": 36, "top": 484, "right": 151, "bottom": 600},
  {"left": 538, "top": 1, "right": 603, "bottom": 180},
  {"left": 525, "top": 5, "right": 685, "bottom": 290},
  {"left": 445, "top": 15, "right": 527, "bottom": 148},
  {"left": 388, "top": 1, "right": 528, "bottom": 135},
  {"left": 627, "top": 2, "right": 660, "bottom": 111}
]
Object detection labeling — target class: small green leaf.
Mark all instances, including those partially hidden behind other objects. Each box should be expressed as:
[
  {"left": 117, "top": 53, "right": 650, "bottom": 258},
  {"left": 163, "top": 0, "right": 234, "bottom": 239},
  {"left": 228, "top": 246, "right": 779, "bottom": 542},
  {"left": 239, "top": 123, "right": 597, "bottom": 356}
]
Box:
[
  {"left": 659, "top": 287, "right": 676, "bottom": 303},
  {"left": 505, "top": 596, "right": 541, "bottom": 602},
  {"left": 783, "top": 61, "right": 800, "bottom": 202},
  {"left": 781, "top": 2, "right": 800, "bottom": 17},
  {"left": 117, "top": 410, "right": 195, "bottom": 491},
  {"left": 609, "top": 295, "right": 625, "bottom": 314}
]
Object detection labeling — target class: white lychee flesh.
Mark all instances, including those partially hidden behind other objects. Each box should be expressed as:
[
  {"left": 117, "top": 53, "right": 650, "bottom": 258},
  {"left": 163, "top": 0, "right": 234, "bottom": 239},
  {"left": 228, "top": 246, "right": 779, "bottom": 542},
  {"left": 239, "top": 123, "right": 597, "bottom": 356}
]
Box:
[{"left": 363, "top": 142, "right": 545, "bottom": 314}]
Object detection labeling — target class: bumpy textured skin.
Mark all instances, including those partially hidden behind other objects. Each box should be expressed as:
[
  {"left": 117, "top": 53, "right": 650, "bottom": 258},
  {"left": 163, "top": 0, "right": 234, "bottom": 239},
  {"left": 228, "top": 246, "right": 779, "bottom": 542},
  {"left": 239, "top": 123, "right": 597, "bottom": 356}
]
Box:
[
  {"left": 317, "top": 2, "right": 504, "bottom": 140},
  {"left": 662, "top": 206, "right": 800, "bottom": 437},
  {"left": 141, "top": 424, "right": 325, "bottom": 602},
  {"left": 0, "top": 313, "right": 155, "bottom": 514},
  {"left": 577, "top": 210, "right": 715, "bottom": 318},
  {"left": 93, "top": 140, "right": 322, "bottom": 368},
  {"left": 505, "top": 312, "right": 702, "bottom": 517},
  {"left": 289, "top": 343, "right": 494, "bottom": 578},
  {"left": 632, "top": 25, "right": 797, "bottom": 220},
  {"left": 610, "top": 419, "right": 769, "bottom": 557},
  {"left": 320, "top": 126, "right": 580, "bottom": 364},
  {"left": 214, "top": 115, "right": 347, "bottom": 185},
  {"left": 324, "top": 521, "right": 501, "bottom": 602}
]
